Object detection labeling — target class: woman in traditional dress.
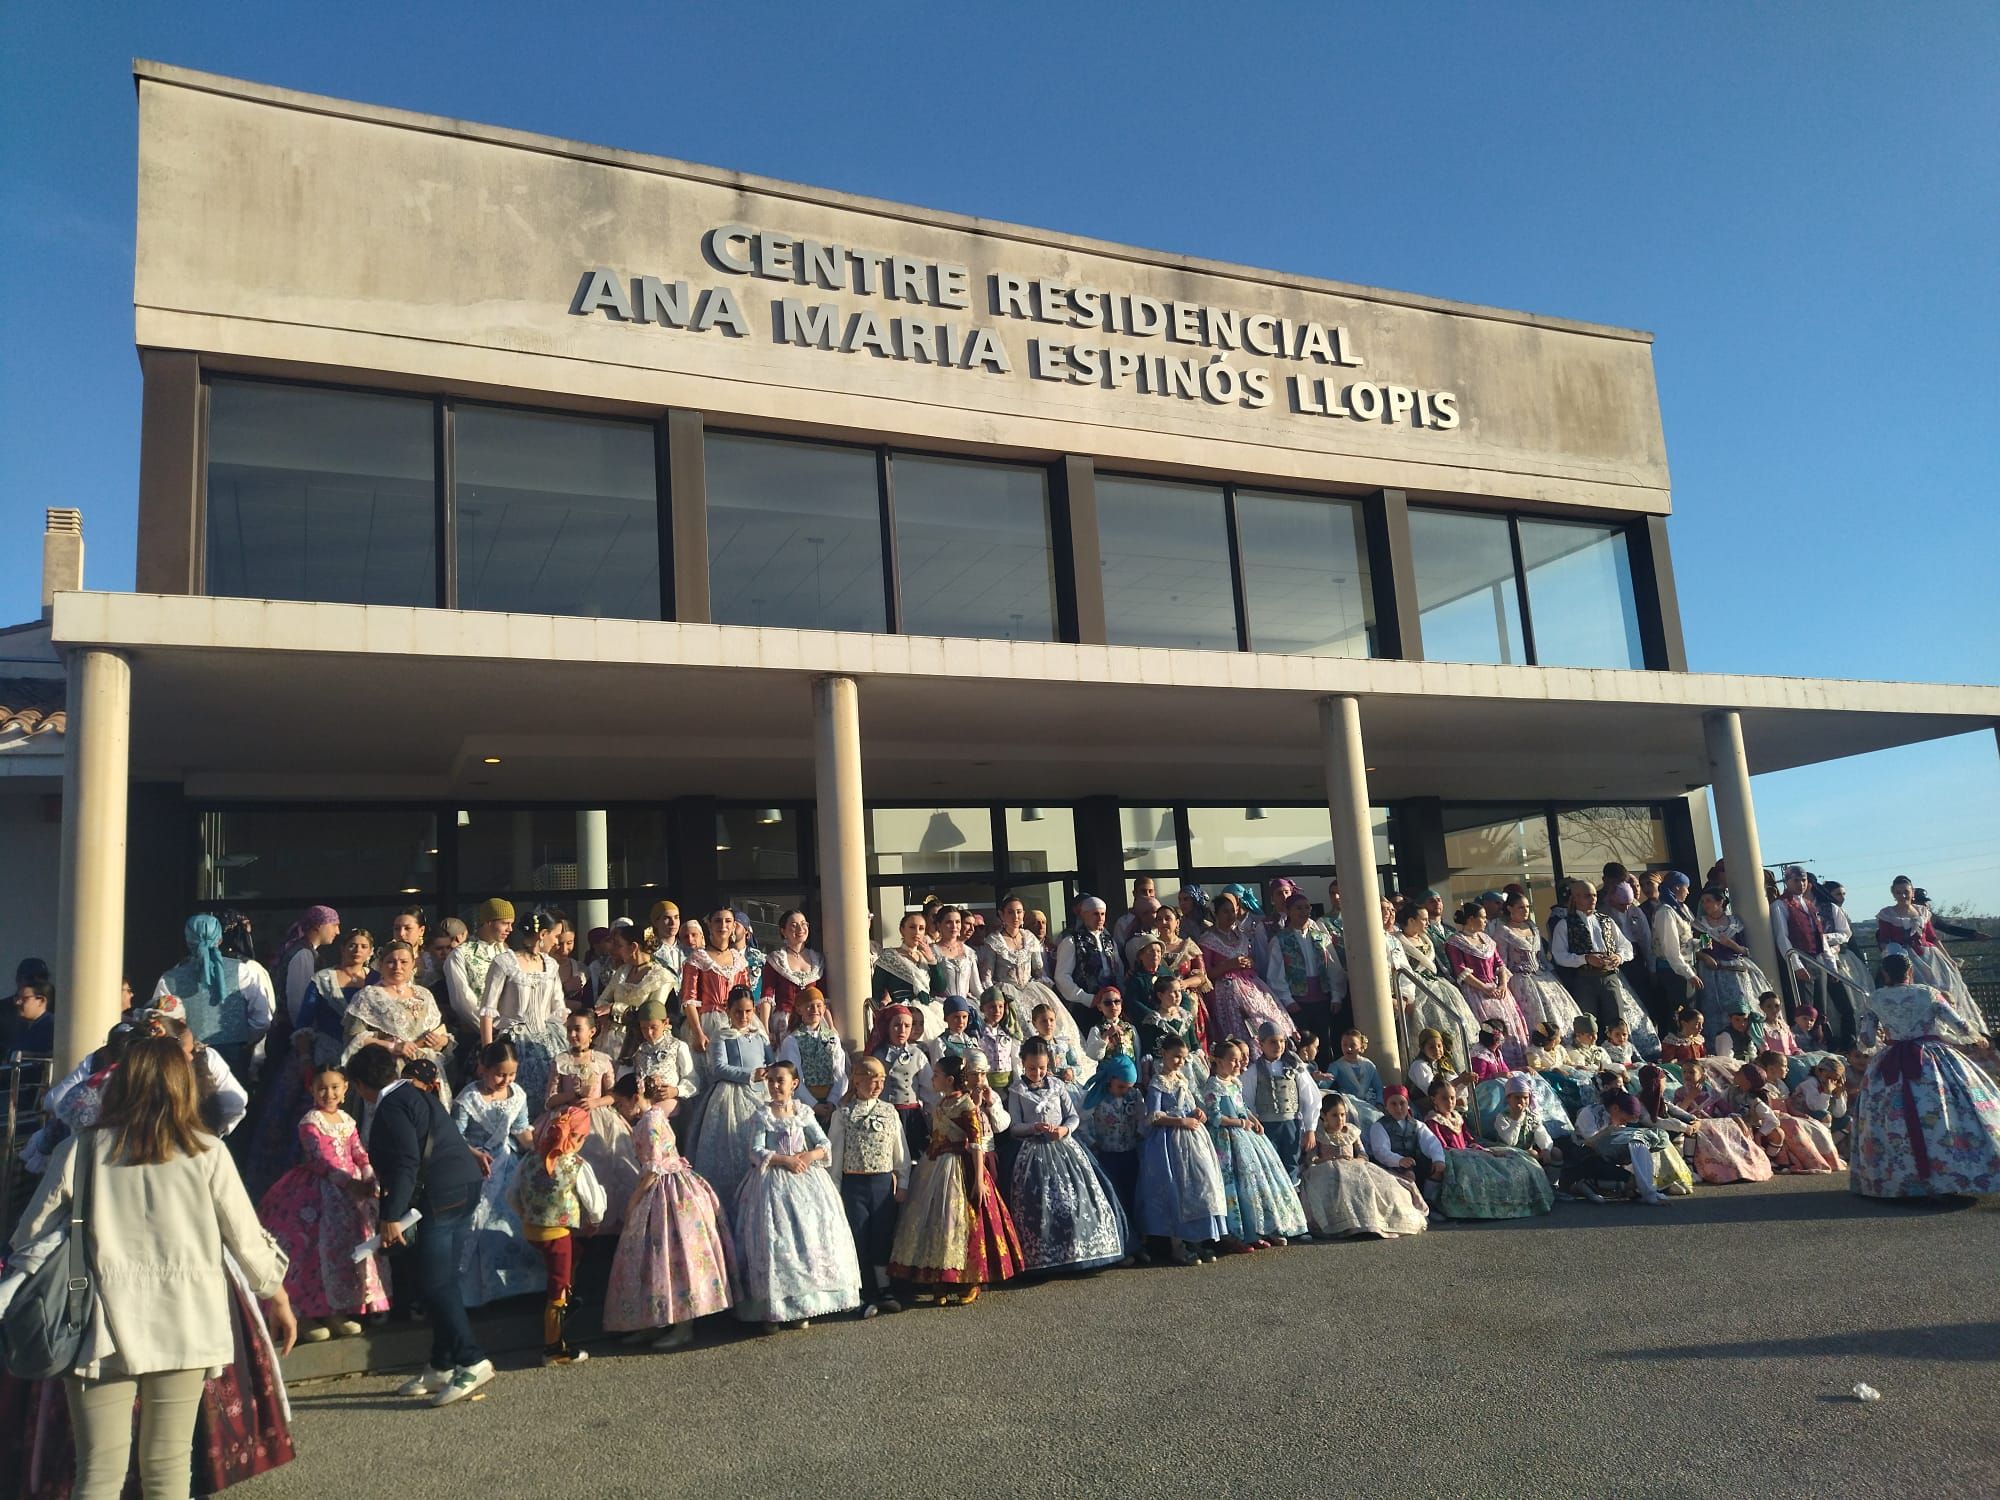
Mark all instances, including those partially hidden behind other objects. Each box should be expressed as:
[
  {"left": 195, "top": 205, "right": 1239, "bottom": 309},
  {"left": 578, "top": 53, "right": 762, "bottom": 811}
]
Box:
[
  {"left": 452, "top": 1039, "right": 546, "bottom": 1308},
  {"left": 1850, "top": 953, "right": 2000, "bottom": 1198},
  {"left": 598, "top": 923, "right": 674, "bottom": 1065},
  {"left": 1004, "top": 1038, "right": 1129, "bottom": 1271},
  {"left": 1300, "top": 1092, "right": 1429, "bottom": 1239},
  {"left": 1153, "top": 903, "right": 1214, "bottom": 1051},
  {"left": 1420, "top": 1077, "right": 1554, "bottom": 1219},
  {"left": 679, "top": 908, "right": 756, "bottom": 1052},
  {"left": 303, "top": 925, "right": 378, "bottom": 1070},
  {"left": 1691, "top": 887, "right": 1773, "bottom": 1044},
  {"left": 272, "top": 903, "right": 341, "bottom": 1061},
  {"left": 1496, "top": 891, "right": 1582, "bottom": 1038},
  {"left": 1446, "top": 902, "right": 1528, "bottom": 1068},
  {"left": 1388, "top": 900, "right": 1479, "bottom": 1069},
  {"left": 153, "top": 912, "right": 274, "bottom": 1083},
  {"left": 889, "top": 1053, "right": 1024, "bottom": 1304},
  {"left": 342, "top": 940, "right": 452, "bottom": 1102},
  {"left": 1875, "top": 877, "right": 1978, "bottom": 1014},
  {"left": 982, "top": 894, "right": 1079, "bottom": 1052},
  {"left": 1649, "top": 872, "right": 1702, "bottom": 1031},
  {"left": 479, "top": 912, "right": 566, "bottom": 1109},
  {"left": 757, "top": 908, "right": 824, "bottom": 1046},
  {"left": 872, "top": 910, "right": 942, "bottom": 1040},
  {"left": 1200, "top": 1044, "right": 1309, "bottom": 1247},
  {"left": 1199, "top": 892, "right": 1295, "bottom": 1043}
]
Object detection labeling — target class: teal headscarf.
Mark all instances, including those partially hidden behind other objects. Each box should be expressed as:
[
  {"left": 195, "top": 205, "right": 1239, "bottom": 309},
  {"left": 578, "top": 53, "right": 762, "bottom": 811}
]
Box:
[
  {"left": 1082, "top": 1052, "right": 1139, "bottom": 1112},
  {"left": 163, "top": 912, "right": 244, "bottom": 1042},
  {"left": 184, "top": 913, "right": 226, "bottom": 1011}
]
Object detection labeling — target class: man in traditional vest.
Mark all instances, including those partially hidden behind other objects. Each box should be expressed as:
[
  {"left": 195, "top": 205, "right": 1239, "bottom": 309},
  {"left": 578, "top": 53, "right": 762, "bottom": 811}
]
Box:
[
  {"left": 1771, "top": 865, "right": 1856, "bottom": 1051},
  {"left": 1550, "top": 879, "right": 1630, "bottom": 1032}
]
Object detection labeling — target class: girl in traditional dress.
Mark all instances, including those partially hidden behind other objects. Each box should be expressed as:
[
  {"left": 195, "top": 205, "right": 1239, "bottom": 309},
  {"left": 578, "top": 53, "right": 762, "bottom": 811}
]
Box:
[
  {"left": 257, "top": 1063, "right": 388, "bottom": 1339},
  {"left": 452, "top": 1040, "right": 545, "bottom": 1308},
  {"left": 1406, "top": 1027, "right": 1472, "bottom": 1107},
  {"left": 342, "top": 939, "right": 450, "bottom": 1102},
  {"left": 930, "top": 994, "right": 984, "bottom": 1073},
  {"left": 868, "top": 1002, "right": 932, "bottom": 1158},
  {"left": 1849, "top": 952, "right": 2000, "bottom": 1198},
  {"left": 598, "top": 923, "right": 674, "bottom": 1064},
  {"left": 1201, "top": 1042, "right": 1309, "bottom": 1249},
  {"left": 776, "top": 985, "right": 847, "bottom": 1124},
  {"left": 873, "top": 910, "right": 942, "bottom": 1042},
  {"left": 1874, "top": 877, "right": 1977, "bottom": 1013},
  {"left": 551, "top": 917, "right": 592, "bottom": 1011},
  {"left": 605, "top": 1076, "right": 734, "bottom": 1348},
  {"left": 1684, "top": 1061, "right": 1777, "bottom": 1184},
  {"left": 1492, "top": 895, "right": 1577, "bottom": 1040},
  {"left": 1691, "top": 887, "right": 1773, "bottom": 1043},
  {"left": 889, "top": 1053, "right": 1024, "bottom": 1305},
  {"left": 1421, "top": 1077, "right": 1555, "bottom": 1219},
  {"left": 983, "top": 894, "right": 1081, "bottom": 1053},
  {"left": 509, "top": 1106, "right": 605, "bottom": 1366},
  {"left": 1661, "top": 1005, "right": 1707, "bottom": 1072},
  {"left": 1005, "top": 1038, "right": 1129, "bottom": 1272},
  {"left": 758, "top": 908, "right": 824, "bottom": 1046},
  {"left": 1199, "top": 892, "right": 1296, "bottom": 1043},
  {"left": 1389, "top": 901, "right": 1479, "bottom": 1069},
  {"left": 1079, "top": 1053, "right": 1147, "bottom": 1236},
  {"left": 1136, "top": 1036, "right": 1230, "bottom": 1265},
  {"left": 687, "top": 986, "right": 771, "bottom": 1209},
  {"left": 1029, "top": 1001, "right": 1088, "bottom": 1105},
  {"left": 1153, "top": 904, "right": 1214, "bottom": 1050},
  {"left": 1446, "top": 903, "right": 1528, "bottom": 1068},
  {"left": 479, "top": 912, "right": 566, "bottom": 1109},
  {"left": 1300, "top": 1092, "right": 1429, "bottom": 1239},
  {"left": 547, "top": 1007, "right": 641, "bottom": 1232},
  {"left": 620, "top": 998, "right": 699, "bottom": 1111}
]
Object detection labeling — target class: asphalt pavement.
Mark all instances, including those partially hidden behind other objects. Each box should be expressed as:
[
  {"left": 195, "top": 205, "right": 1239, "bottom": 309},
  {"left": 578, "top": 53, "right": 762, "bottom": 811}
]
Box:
[{"left": 247, "top": 1177, "right": 1999, "bottom": 1500}]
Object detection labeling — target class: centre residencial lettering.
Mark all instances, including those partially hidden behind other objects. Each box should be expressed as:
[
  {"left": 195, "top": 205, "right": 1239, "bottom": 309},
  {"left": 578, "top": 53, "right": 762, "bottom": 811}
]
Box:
[{"left": 567, "top": 221, "right": 1461, "bottom": 430}]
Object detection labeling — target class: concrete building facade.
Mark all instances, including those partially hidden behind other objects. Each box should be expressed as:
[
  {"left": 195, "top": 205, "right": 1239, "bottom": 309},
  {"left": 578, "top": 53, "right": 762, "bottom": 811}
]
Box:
[{"left": 34, "top": 63, "right": 2000, "bottom": 1071}]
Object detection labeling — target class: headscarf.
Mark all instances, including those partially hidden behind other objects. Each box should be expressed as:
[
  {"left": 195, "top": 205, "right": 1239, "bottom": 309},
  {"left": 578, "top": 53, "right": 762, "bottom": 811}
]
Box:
[
  {"left": 473, "top": 897, "right": 515, "bottom": 927},
  {"left": 1661, "top": 872, "right": 1692, "bottom": 917},
  {"left": 1081, "top": 1051, "right": 1138, "bottom": 1111},
  {"left": 537, "top": 1105, "right": 591, "bottom": 1175},
  {"left": 280, "top": 904, "right": 340, "bottom": 962},
  {"left": 1504, "top": 1073, "right": 1534, "bottom": 1097},
  {"left": 1724, "top": 994, "right": 1764, "bottom": 1056},
  {"left": 941, "top": 995, "right": 982, "bottom": 1037},
  {"left": 182, "top": 913, "right": 227, "bottom": 1012},
  {"left": 865, "top": 1002, "right": 927, "bottom": 1051},
  {"left": 633, "top": 999, "right": 668, "bottom": 1025},
  {"left": 1222, "top": 882, "right": 1261, "bottom": 916},
  {"left": 1270, "top": 877, "right": 1300, "bottom": 908}
]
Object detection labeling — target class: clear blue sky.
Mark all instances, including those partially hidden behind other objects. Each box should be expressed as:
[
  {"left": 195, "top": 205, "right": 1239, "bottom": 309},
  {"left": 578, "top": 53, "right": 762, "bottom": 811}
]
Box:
[{"left": 3, "top": 1, "right": 1996, "bottom": 909}]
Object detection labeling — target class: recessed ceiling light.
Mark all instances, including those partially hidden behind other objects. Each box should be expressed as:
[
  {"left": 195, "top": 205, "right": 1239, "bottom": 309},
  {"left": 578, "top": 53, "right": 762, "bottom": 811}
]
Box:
[
  {"left": 399, "top": 886, "right": 420, "bottom": 894},
  {"left": 482, "top": 756, "right": 502, "bottom": 765}
]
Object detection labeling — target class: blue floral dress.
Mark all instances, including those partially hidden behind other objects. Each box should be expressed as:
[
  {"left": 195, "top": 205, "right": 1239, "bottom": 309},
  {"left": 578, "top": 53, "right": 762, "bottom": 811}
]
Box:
[
  {"left": 1851, "top": 983, "right": 2000, "bottom": 1198},
  {"left": 1136, "top": 1073, "right": 1228, "bottom": 1242},
  {"left": 730, "top": 1105, "right": 861, "bottom": 1322},
  {"left": 1005, "top": 1077, "right": 1129, "bottom": 1272},
  {"left": 1200, "top": 1077, "right": 1308, "bottom": 1241},
  {"left": 451, "top": 1081, "right": 546, "bottom": 1306}
]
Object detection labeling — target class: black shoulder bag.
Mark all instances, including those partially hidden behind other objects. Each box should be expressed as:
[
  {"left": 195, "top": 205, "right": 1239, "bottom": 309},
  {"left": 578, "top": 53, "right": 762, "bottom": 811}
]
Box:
[{"left": 3, "top": 1132, "right": 97, "bottom": 1380}]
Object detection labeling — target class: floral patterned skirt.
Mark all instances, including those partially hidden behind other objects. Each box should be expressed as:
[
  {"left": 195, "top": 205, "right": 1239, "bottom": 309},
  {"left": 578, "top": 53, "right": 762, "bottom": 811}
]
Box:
[
  {"left": 1851, "top": 1041, "right": 2000, "bottom": 1198},
  {"left": 730, "top": 1160, "right": 861, "bottom": 1321},
  {"left": 1691, "top": 1116, "right": 1775, "bottom": 1184},
  {"left": 891, "top": 1149, "right": 1024, "bottom": 1286},
  {"left": 1207, "top": 1125, "right": 1309, "bottom": 1240},
  {"left": 1008, "top": 1136, "right": 1128, "bottom": 1272},
  {"left": 606, "top": 1160, "right": 735, "bottom": 1329},
  {"left": 1437, "top": 1147, "right": 1555, "bottom": 1220}
]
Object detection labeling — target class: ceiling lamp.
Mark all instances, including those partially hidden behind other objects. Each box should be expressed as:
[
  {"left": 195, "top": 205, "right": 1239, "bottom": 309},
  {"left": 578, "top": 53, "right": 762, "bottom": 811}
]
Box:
[
  {"left": 715, "top": 814, "right": 732, "bottom": 853},
  {"left": 1246, "top": 806, "right": 1268, "bottom": 821},
  {"left": 1021, "top": 807, "right": 1045, "bottom": 823},
  {"left": 754, "top": 808, "right": 783, "bottom": 825}
]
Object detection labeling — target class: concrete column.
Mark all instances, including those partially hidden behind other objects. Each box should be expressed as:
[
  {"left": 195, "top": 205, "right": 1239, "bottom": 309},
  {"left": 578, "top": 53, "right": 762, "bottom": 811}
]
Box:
[
  {"left": 54, "top": 649, "right": 132, "bottom": 1076},
  {"left": 575, "top": 809, "right": 610, "bottom": 933},
  {"left": 813, "top": 676, "right": 870, "bottom": 1045},
  {"left": 1703, "top": 709, "right": 1782, "bottom": 984},
  {"left": 1320, "top": 696, "right": 1399, "bottom": 1074}
]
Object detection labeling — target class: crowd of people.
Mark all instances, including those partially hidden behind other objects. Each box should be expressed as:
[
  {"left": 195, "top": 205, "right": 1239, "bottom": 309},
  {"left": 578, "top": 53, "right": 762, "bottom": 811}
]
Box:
[{"left": 1, "top": 864, "right": 1997, "bottom": 1496}]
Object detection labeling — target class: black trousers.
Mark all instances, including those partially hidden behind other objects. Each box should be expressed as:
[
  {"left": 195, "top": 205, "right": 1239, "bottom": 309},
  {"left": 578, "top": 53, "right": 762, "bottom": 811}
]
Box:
[
  {"left": 1564, "top": 967, "right": 1624, "bottom": 1033},
  {"left": 841, "top": 1171, "right": 900, "bottom": 1274}
]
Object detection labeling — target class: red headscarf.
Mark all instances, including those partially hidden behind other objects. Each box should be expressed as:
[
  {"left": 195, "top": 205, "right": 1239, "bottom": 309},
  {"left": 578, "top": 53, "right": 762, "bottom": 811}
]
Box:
[{"left": 536, "top": 1105, "right": 590, "bottom": 1176}]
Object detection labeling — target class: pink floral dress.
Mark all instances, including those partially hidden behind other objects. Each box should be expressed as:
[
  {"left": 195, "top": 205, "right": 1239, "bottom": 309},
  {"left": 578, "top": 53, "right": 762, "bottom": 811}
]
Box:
[
  {"left": 257, "top": 1109, "right": 389, "bottom": 1318},
  {"left": 603, "top": 1106, "right": 735, "bottom": 1330}
]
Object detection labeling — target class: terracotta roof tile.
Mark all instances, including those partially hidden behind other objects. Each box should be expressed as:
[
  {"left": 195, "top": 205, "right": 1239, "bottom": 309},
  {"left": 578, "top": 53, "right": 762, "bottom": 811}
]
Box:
[{"left": 0, "top": 678, "right": 65, "bottom": 738}]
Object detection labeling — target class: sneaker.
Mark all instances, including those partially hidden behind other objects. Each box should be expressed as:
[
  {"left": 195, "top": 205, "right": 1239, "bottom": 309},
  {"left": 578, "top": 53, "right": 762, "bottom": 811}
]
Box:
[
  {"left": 397, "top": 1366, "right": 453, "bottom": 1398},
  {"left": 430, "top": 1360, "right": 494, "bottom": 1406},
  {"left": 651, "top": 1324, "right": 693, "bottom": 1350}
]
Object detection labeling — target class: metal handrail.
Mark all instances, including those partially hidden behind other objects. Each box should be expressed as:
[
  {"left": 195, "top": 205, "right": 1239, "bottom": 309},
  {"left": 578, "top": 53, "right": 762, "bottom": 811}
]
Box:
[{"left": 2, "top": 1053, "right": 56, "bottom": 1224}]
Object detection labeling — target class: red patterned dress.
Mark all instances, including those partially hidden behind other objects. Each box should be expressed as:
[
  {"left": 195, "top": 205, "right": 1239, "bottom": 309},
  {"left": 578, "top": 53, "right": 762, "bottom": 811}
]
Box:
[{"left": 889, "top": 1092, "right": 1023, "bottom": 1287}]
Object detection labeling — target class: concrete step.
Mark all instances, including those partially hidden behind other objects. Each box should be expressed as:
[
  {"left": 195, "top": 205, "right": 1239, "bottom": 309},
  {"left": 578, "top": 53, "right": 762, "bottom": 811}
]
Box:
[{"left": 281, "top": 1299, "right": 604, "bottom": 1383}]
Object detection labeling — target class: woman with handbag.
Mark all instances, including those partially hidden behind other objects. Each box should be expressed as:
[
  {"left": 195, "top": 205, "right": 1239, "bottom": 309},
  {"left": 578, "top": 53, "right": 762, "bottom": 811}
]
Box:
[{"left": 8, "top": 1034, "right": 295, "bottom": 1499}]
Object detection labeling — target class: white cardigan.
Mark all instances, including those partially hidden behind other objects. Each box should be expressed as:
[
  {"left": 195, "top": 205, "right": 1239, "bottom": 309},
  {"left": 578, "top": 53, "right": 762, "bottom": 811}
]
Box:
[{"left": 12, "top": 1130, "right": 287, "bottom": 1378}]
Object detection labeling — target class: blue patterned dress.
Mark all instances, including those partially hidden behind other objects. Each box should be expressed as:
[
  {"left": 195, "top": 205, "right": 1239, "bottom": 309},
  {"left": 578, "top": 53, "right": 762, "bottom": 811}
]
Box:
[
  {"left": 451, "top": 1081, "right": 546, "bottom": 1306},
  {"left": 1200, "top": 1077, "right": 1308, "bottom": 1241},
  {"left": 1005, "top": 1076, "right": 1129, "bottom": 1271},
  {"left": 1851, "top": 983, "right": 2000, "bottom": 1198},
  {"left": 1136, "top": 1073, "right": 1228, "bottom": 1242},
  {"left": 730, "top": 1105, "right": 861, "bottom": 1322}
]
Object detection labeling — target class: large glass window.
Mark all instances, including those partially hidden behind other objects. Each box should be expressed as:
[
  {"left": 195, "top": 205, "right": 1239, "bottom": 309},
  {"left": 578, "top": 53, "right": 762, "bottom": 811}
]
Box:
[
  {"left": 198, "top": 807, "right": 438, "bottom": 902},
  {"left": 1119, "top": 807, "right": 1180, "bottom": 870},
  {"left": 1005, "top": 806, "right": 1076, "bottom": 874},
  {"left": 716, "top": 807, "right": 802, "bottom": 883},
  {"left": 869, "top": 806, "right": 994, "bottom": 877},
  {"left": 1187, "top": 806, "right": 1334, "bottom": 868},
  {"left": 1096, "top": 477, "right": 1237, "bottom": 650},
  {"left": 1441, "top": 805, "right": 1557, "bottom": 916},
  {"left": 1408, "top": 509, "right": 1524, "bottom": 665},
  {"left": 893, "top": 456, "right": 1056, "bottom": 641},
  {"left": 1234, "top": 490, "right": 1375, "bottom": 657},
  {"left": 706, "top": 434, "right": 885, "bottom": 632},
  {"left": 1554, "top": 805, "right": 1668, "bottom": 885},
  {"left": 206, "top": 382, "right": 436, "bottom": 606},
  {"left": 455, "top": 407, "right": 658, "bottom": 619},
  {"left": 456, "top": 809, "right": 592, "bottom": 895},
  {"left": 1519, "top": 519, "right": 1644, "bottom": 669}
]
